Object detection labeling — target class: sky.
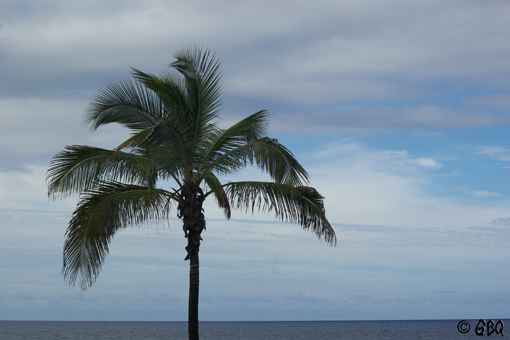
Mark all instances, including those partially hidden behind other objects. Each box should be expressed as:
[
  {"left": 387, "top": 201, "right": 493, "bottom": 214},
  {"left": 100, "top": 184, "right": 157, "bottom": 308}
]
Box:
[{"left": 0, "top": 0, "right": 509, "bottom": 322}]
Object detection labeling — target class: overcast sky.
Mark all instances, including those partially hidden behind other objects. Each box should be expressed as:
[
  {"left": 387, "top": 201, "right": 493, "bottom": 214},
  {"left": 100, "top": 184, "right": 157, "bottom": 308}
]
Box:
[{"left": 0, "top": 0, "right": 509, "bottom": 321}]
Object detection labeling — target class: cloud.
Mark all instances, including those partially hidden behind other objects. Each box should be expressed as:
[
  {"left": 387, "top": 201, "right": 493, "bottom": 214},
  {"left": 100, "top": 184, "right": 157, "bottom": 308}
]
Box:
[
  {"left": 475, "top": 146, "right": 510, "bottom": 163},
  {"left": 0, "top": 0, "right": 508, "bottom": 140},
  {"left": 312, "top": 139, "right": 442, "bottom": 174},
  {"left": 1, "top": 0, "right": 508, "bottom": 101},
  {"left": 463, "top": 94, "right": 510, "bottom": 111},
  {"left": 302, "top": 139, "right": 509, "bottom": 229},
  {"left": 268, "top": 106, "right": 510, "bottom": 134},
  {"left": 412, "top": 158, "right": 441, "bottom": 169},
  {"left": 0, "top": 97, "right": 131, "bottom": 169},
  {"left": 222, "top": 1, "right": 510, "bottom": 103},
  {"left": 472, "top": 190, "right": 502, "bottom": 197},
  {"left": 3, "top": 207, "right": 508, "bottom": 321},
  {"left": 489, "top": 217, "right": 510, "bottom": 227},
  {"left": 0, "top": 165, "right": 50, "bottom": 210}
]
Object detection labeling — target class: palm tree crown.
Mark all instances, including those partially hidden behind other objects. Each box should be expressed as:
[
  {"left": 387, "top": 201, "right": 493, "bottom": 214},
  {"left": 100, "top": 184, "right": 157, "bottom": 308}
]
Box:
[{"left": 47, "top": 46, "right": 336, "bottom": 340}]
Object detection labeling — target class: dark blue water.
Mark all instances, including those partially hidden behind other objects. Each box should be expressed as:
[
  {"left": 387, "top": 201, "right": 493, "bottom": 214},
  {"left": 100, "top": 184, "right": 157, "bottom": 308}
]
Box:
[{"left": 0, "top": 320, "right": 505, "bottom": 339}]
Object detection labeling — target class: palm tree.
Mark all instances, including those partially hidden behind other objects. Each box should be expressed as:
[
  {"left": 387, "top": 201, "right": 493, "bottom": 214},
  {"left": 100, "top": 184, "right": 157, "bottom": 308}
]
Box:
[{"left": 47, "top": 46, "right": 336, "bottom": 340}]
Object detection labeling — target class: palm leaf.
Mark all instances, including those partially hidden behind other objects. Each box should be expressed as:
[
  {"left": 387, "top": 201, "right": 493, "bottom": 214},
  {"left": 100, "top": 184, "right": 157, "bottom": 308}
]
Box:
[
  {"left": 130, "top": 68, "right": 188, "bottom": 111},
  {"left": 202, "top": 172, "right": 231, "bottom": 218},
  {"left": 225, "top": 181, "right": 336, "bottom": 246},
  {"left": 114, "top": 116, "right": 190, "bottom": 170},
  {"left": 85, "top": 77, "right": 162, "bottom": 131},
  {"left": 207, "top": 137, "right": 309, "bottom": 187},
  {"left": 170, "top": 46, "right": 223, "bottom": 149},
  {"left": 250, "top": 137, "right": 309, "bottom": 187},
  {"left": 47, "top": 146, "right": 156, "bottom": 199},
  {"left": 62, "top": 182, "right": 174, "bottom": 290},
  {"left": 200, "top": 110, "right": 268, "bottom": 169}
]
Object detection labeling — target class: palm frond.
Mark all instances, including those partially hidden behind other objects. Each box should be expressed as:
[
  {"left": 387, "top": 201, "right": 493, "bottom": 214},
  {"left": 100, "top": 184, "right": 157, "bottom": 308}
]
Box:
[
  {"left": 225, "top": 181, "right": 336, "bottom": 246},
  {"left": 62, "top": 182, "right": 175, "bottom": 290},
  {"left": 85, "top": 77, "right": 162, "bottom": 131},
  {"left": 115, "top": 115, "right": 189, "bottom": 166},
  {"left": 207, "top": 137, "right": 309, "bottom": 187},
  {"left": 200, "top": 110, "right": 268, "bottom": 167},
  {"left": 130, "top": 68, "right": 188, "bottom": 112},
  {"left": 202, "top": 172, "right": 231, "bottom": 218},
  {"left": 47, "top": 146, "right": 156, "bottom": 199},
  {"left": 170, "top": 46, "right": 223, "bottom": 136},
  {"left": 251, "top": 138, "right": 309, "bottom": 187},
  {"left": 131, "top": 63, "right": 221, "bottom": 178}
]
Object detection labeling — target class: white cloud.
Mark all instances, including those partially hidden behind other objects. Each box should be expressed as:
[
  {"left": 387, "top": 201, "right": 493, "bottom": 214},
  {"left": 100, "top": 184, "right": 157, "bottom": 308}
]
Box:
[
  {"left": 0, "top": 165, "right": 51, "bottom": 210},
  {"left": 475, "top": 146, "right": 510, "bottom": 162},
  {"left": 1, "top": 208, "right": 508, "bottom": 321},
  {"left": 0, "top": 97, "right": 132, "bottom": 169},
  {"left": 412, "top": 158, "right": 441, "bottom": 169},
  {"left": 304, "top": 140, "right": 508, "bottom": 229},
  {"left": 472, "top": 190, "right": 502, "bottom": 197}
]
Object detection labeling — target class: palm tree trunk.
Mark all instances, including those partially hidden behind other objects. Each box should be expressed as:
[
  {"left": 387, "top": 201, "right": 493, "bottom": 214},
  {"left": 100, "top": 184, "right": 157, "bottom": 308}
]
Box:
[
  {"left": 179, "top": 183, "right": 205, "bottom": 340},
  {"left": 188, "top": 245, "right": 199, "bottom": 340}
]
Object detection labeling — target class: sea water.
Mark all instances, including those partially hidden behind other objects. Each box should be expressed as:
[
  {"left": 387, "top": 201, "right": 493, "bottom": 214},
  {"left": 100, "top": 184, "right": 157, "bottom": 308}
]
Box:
[{"left": 0, "top": 320, "right": 505, "bottom": 339}]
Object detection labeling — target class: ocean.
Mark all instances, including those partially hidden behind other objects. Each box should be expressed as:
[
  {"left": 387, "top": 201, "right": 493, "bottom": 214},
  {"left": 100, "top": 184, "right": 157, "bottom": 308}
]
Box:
[{"left": 0, "top": 320, "right": 505, "bottom": 339}]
